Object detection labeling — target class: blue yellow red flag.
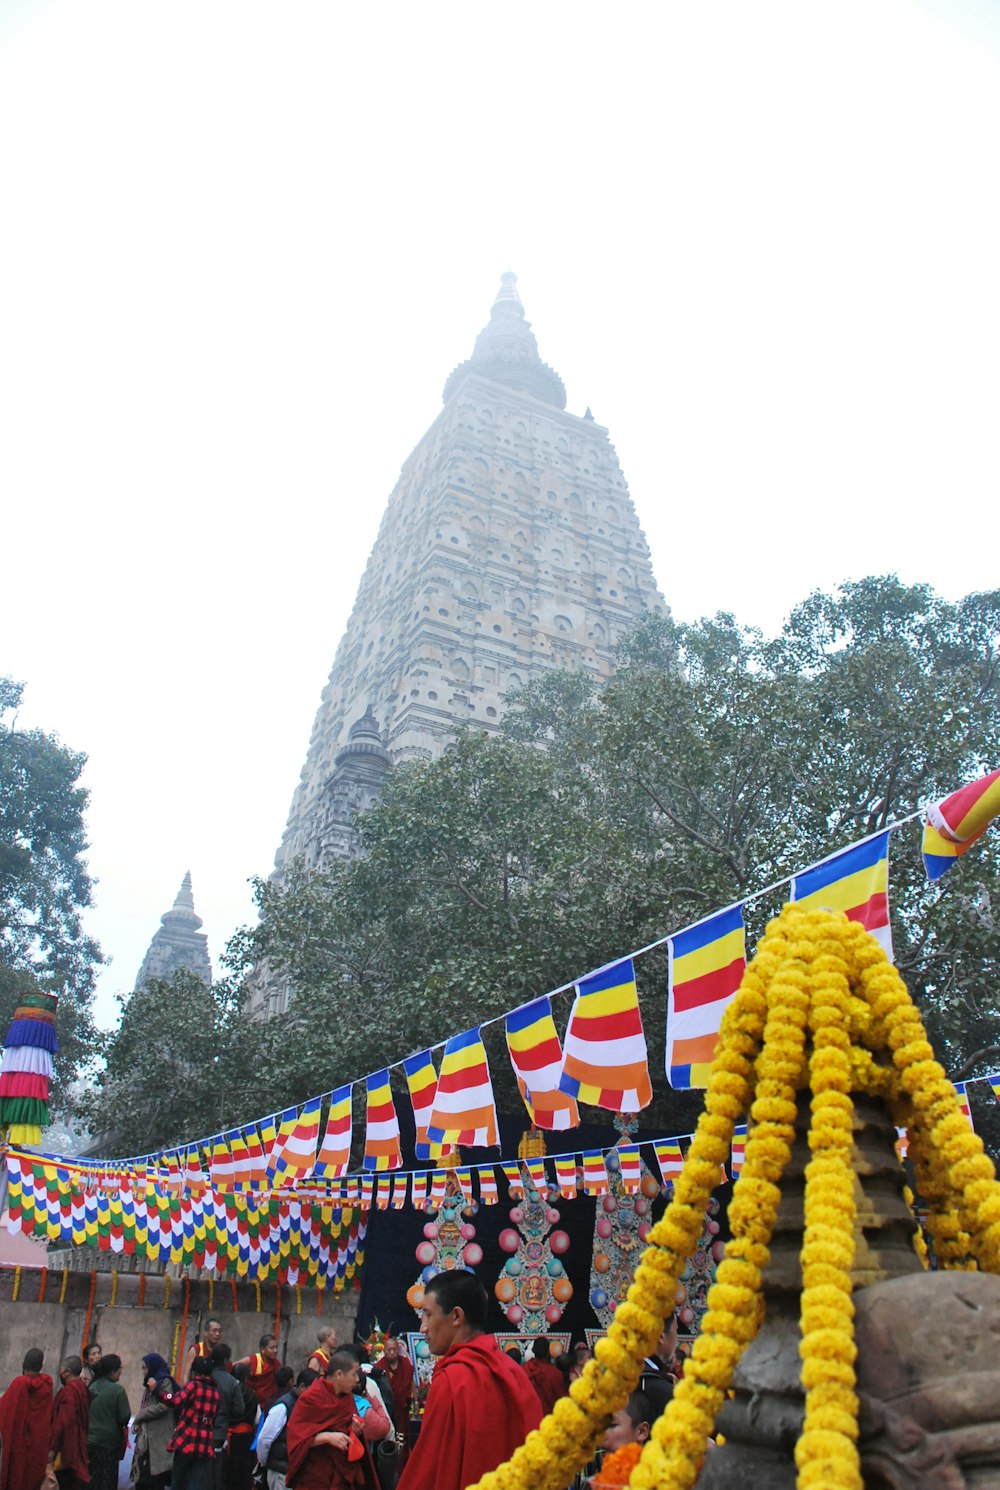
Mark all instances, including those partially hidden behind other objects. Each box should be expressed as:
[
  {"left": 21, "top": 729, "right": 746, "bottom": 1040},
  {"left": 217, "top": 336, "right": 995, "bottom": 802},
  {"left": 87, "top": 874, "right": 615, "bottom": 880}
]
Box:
[
  {"left": 363, "top": 1070, "right": 403, "bottom": 1172},
  {"left": 616, "top": 1144, "right": 641, "bottom": 1192},
  {"left": 402, "top": 1050, "right": 453, "bottom": 1162},
  {"left": 506, "top": 998, "right": 579, "bottom": 1131},
  {"left": 524, "top": 1157, "right": 549, "bottom": 1199},
  {"left": 730, "top": 1125, "right": 747, "bottom": 1179},
  {"left": 654, "top": 1139, "right": 683, "bottom": 1187},
  {"left": 559, "top": 958, "right": 651, "bottom": 1113},
  {"left": 427, "top": 1028, "right": 499, "bottom": 1148},
  {"left": 922, "top": 768, "right": 1000, "bottom": 881},
  {"left": 269, "top": 1099, "right": 322, "bottom": 1186},
  {"left": 582, "top": 1151, "right": 609, "bottom": 1196},
  {"left": 477, "top": 1167, "right": 499, "bottom": 1205},
  {"left": 666, "top": 905, "right": 746, "bottom": 1089},
  {"left": 954, "top": 1081, "right": 975, "bottom": 1131},
  {"left": 314, "top": 1086, "right": 352, "bottom": 1180},
  {"left": 791, "top": 831, "right": 893, "bottom": 960},
  {"left": 554, "top": 1156, "right": 577, "bottom": 1199}
]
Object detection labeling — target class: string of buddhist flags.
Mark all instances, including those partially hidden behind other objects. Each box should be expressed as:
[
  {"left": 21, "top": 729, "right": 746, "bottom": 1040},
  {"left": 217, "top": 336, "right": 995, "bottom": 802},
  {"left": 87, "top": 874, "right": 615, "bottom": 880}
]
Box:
[
  {"left": 38, "top": 767, "right": 1000, "bottom": 1185},
  {"left": 6, "top": 1069, "right": 993, "bottom": 1275}
]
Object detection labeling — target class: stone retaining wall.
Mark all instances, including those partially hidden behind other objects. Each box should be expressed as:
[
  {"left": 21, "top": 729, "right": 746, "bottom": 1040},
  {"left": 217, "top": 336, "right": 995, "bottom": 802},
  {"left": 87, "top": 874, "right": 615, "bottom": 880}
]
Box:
[{"left": 0, "top": 1264, "right": 357, "bottom": 1390}]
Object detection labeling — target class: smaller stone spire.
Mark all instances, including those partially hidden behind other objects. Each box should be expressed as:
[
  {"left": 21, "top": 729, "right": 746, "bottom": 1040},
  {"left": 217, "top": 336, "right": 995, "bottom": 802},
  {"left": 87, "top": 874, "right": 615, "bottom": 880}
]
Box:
[{"left": 134, "top": 871, "right": 212, "bottom": 990}]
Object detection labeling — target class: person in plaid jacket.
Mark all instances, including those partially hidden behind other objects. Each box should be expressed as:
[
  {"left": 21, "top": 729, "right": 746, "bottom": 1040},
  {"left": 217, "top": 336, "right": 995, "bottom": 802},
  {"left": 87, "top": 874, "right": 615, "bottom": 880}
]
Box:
[{"left": 166, "top": 1356, "right": 222, "bottom": 1490}]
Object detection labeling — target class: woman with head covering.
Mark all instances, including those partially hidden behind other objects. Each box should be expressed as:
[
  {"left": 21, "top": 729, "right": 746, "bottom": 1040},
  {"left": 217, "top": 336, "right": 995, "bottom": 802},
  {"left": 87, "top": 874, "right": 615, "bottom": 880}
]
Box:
[
  {"left": 132, "top": 1354, "right": 178, "bottom": 1490},
  {"left": 87, "top": 1356, "right": 131, "bottom": 1490}
]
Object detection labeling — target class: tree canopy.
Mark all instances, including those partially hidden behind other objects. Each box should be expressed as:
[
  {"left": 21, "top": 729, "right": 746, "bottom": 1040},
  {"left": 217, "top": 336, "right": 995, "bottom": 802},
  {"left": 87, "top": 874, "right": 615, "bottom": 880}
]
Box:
[
  {"left": 92, "top": 575, "right": 1000, "bottom": 1155},
  {"left": 0, "top": 676, "right": 102, "bottom": 1102},
  {"left": 92, "top": 969, "right": 261, "bottom": 1154}
]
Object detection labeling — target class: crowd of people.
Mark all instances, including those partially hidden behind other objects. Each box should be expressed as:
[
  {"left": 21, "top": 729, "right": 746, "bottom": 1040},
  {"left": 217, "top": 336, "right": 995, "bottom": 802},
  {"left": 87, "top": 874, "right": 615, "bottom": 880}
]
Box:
[{"left": 0, "top": 1279, "right": 695, "bottom": 1490}]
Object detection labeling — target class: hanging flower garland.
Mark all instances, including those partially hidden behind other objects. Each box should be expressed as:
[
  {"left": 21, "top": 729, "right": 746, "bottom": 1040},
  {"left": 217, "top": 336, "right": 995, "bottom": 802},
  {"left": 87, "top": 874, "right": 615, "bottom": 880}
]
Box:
[
  {"left": 794, "top": 932, "right": 861, "bottom": 1490},
  {"left": 466, "top": 904, "right": 1000, "bottom": 1490}
]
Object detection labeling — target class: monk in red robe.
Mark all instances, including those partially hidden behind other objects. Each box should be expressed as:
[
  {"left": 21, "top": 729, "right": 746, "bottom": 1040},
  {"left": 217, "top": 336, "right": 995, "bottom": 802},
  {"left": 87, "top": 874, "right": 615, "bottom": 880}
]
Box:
[
  {"left": 523, "top": 1336, "right": 567, "bottom": 1413},
  {"left": 398, "top": 1272, "right": 542, "bottom": 1490},
  {"left": 233, "top": 1335, "right": 280, "bottom": 1412},
  {"left": 0, "top": 1348, "right": 54, "bottom": 1490},
  {"left": 380, "top": 1339, "right": 413, "bottom": 1434},
  {"left": 285, "top": 1351, "right": 376, "bottom": 1490},
  {"left": 48, "top": 1356, "right": 91, "bottom": 1490}
]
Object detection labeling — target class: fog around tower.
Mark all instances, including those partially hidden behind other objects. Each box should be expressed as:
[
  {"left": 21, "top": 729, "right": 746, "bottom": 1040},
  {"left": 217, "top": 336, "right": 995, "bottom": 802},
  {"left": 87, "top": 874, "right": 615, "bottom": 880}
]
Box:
[{"left": 0, "top": 0, "right": 998, "bottom": 1025}]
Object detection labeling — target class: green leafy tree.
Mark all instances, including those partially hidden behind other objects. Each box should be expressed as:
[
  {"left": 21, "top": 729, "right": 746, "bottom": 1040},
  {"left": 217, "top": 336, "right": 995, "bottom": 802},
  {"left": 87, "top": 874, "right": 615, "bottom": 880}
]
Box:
[
  {"left": 91, "top": 969, "right": 261, "bottom": 1154},
  {"left": 0, "top": 676, "right": 102, "bottom": 1101},
  {"left": 99, "top": 576, "right": 1000, "bottom": 1155}
]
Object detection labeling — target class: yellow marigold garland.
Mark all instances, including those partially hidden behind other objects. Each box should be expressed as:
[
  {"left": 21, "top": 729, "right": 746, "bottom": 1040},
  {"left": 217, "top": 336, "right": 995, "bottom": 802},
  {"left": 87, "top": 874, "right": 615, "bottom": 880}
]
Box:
[
  {"left": 794, "top": 936, "right": 862, "bottom": 1490},
  {"left": 467, "top": 905, "right": 1000, "bottom": 1490},
  {"left": 630, "top": 912, "right": 815, "bottom": 1490}
]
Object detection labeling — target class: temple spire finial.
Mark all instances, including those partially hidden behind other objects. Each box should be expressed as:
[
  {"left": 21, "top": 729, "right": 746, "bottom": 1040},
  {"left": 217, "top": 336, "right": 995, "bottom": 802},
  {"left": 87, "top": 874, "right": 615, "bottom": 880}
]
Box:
[
  {"left": 493, "top": 270, "right": 523, "bottom": 312},
  {"left": 174, "top": 871, "right": 195, "bottom": 912},
  {"left": 442, "top": 272, "right": 566, "bottom": 409}
]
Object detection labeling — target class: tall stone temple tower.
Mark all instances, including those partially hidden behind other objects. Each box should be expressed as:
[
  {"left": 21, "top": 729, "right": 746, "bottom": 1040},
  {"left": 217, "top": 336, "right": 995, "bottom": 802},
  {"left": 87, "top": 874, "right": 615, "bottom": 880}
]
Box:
[
  {"left": 134, "top": 872, "right": 213, "bottom": 991},
  {"left": 274, "top": 274, "right": 667, "bottom": 877}
]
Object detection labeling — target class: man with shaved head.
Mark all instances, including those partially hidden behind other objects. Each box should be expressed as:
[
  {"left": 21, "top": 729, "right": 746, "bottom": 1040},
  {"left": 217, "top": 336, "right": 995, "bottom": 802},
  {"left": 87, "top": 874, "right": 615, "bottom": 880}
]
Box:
[{"left": 0, "top": 1348, "right": 55, "bottom": 1490}]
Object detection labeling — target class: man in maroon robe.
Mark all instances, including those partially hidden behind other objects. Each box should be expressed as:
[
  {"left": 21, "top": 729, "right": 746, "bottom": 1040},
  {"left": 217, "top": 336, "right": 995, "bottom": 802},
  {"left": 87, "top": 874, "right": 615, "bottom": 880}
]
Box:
[
  {"left": 47, "top": 1357, "right": 91, "bottom": 1490},
  {"left": 285, "top": 1351, "right": 375, "bottom": 1490},
  {"left": 0, "top": 1348, "right": 55, "bottom": 1490},
  {"left": 379, "top": 1339, "right": 413, "bottom": 1435},
  {"left": 398, "top": 1272, "right": 542, "bottom": 1490},
  {"left": 523, "top": 1337, "right": 567, "bottom": 1414}
]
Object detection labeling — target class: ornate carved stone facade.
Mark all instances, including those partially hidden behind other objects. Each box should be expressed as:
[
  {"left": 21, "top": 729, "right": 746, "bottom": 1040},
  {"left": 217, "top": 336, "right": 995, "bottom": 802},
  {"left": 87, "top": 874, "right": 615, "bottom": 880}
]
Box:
[
  {"left": 134, "top": 871, "right": 212, "bottom": 990},
  {"left": 274, "top": 275, "right": 667, "bottom": 878}
]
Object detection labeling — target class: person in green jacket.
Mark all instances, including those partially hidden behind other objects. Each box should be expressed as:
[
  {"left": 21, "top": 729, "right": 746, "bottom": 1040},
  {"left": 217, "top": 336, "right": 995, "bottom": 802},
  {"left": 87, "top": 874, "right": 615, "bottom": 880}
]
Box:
[{"left": 88, "top": 1354, "right": 132, "bottom": 1490}]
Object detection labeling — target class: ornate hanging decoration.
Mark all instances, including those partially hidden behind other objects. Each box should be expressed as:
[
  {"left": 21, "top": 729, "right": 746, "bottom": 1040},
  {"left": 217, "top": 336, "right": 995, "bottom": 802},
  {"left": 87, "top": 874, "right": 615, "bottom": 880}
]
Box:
[
  {"left": 588, "top": 1117, "right": 659, "bottom": 1327},
  {"left": 494, "top": 1129, "right": 573, "bottom": 1333},
  {"left": 406, "top": 1164, "right": 481, "bottom": 1319}
]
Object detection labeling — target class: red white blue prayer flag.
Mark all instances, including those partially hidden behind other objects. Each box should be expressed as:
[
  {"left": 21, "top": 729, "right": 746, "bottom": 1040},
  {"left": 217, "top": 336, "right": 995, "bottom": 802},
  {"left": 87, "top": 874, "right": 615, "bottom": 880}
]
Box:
[
  {"left": 559, "top": 958, "right": 652, "bottom": 1113},
  {"left": 667, "top": 905, "right": 746, "bottom": 1089},
  {"left": 922, "top": 768, "right": 1000, "bottom": 881},
  {"left": 792, "top": 831, "right": 893, "bottom": 960}
]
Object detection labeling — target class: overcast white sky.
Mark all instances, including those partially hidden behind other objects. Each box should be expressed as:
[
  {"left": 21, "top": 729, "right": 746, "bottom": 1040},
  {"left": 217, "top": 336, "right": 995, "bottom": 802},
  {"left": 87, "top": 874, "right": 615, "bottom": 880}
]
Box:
[{"left": 1, "top": 0, "right": 997, "bottom": 1028}]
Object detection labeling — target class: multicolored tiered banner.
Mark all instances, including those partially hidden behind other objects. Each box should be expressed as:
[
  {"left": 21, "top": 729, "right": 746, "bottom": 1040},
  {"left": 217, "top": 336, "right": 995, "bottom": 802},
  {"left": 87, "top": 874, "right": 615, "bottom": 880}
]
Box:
[
  {"left": 4, "top": 1151, "right": 367, "bottom": 1288},
  {"left": 0, "top": 987, "right": 58, "bottom": 1146}
]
